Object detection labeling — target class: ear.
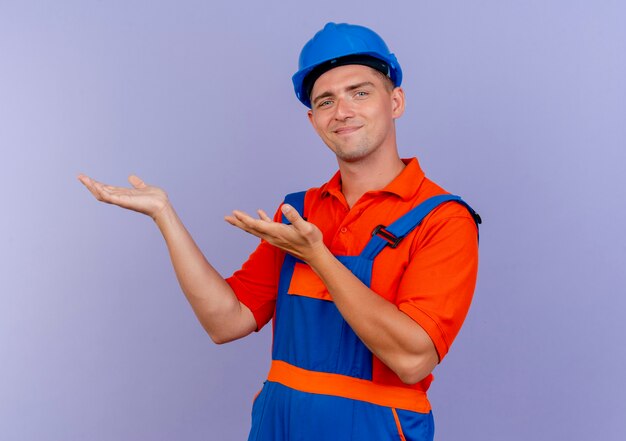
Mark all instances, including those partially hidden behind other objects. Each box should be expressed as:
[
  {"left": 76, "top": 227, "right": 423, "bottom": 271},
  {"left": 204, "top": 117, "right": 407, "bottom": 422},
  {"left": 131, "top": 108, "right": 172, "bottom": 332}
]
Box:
[
  {"left": 307, "top": 109, "right": 317, "bottom": 130},
  {"left": 390, "top": 87, "right": 406, "bottom": 119}
]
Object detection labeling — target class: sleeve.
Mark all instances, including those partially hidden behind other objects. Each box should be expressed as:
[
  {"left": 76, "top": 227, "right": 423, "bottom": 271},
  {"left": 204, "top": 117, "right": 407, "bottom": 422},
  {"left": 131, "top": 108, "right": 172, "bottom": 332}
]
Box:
[
  {"left": 225, "top": 207, "right": 286, "bottom": 331},
  {"left": 395, "top": 206, "right": 479, "bottom": 361}
]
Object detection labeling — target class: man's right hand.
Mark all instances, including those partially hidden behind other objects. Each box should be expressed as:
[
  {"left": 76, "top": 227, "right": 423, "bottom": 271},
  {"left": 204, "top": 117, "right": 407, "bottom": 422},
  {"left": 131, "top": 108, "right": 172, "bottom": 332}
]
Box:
[
  {"left": 77, "top": 172, "right": 257, "bottom": 343},
  {"left": 77, "top": 174, "right": 170, "bottom": 222}
]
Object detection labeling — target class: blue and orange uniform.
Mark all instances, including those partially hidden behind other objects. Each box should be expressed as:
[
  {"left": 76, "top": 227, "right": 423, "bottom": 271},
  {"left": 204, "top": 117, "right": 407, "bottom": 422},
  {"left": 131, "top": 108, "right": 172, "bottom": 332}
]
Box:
[{"left": 227, "top": 158, "right": 480, "bottom": 440}]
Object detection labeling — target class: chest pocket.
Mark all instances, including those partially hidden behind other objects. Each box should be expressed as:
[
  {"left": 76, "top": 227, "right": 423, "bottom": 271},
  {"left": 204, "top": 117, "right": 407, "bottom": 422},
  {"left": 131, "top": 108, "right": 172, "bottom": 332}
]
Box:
[{"left": 287, "top": 262, "right": 333, "bottom": 301}]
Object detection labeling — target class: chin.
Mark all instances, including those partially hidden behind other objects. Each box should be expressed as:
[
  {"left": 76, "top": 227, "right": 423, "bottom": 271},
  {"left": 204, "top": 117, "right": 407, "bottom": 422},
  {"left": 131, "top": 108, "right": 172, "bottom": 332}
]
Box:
[
  {"left": 337, "top": 152, "right": 367, "bottom": 162},
  {"left": 334, "top": 145, "right": 378, "bottom": 163},
  {"left": 329, "top": 140, "right": 372, "bottom": 162}
]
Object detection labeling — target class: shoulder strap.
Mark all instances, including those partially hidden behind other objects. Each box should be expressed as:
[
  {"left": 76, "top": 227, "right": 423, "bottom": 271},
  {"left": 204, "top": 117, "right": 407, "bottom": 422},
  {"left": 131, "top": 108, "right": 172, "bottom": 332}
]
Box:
[
  {"left": 360, "top": 194, "right": 481, "bottom": 260},
  {"left": 281, "top": 191, "right": 307, "bottom": 224}
]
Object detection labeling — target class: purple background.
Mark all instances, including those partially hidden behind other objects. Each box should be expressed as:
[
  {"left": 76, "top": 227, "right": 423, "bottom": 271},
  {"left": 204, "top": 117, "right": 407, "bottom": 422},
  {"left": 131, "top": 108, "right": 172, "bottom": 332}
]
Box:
[{"left": 2, "top": 1, "right": 625, "bottom": 440}]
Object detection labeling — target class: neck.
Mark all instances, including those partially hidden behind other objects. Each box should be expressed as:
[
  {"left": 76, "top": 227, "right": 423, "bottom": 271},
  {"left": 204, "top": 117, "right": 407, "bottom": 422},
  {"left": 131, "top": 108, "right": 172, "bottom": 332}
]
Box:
[{"left": 338, "top": 149, "right": 405, "bottom": 208}]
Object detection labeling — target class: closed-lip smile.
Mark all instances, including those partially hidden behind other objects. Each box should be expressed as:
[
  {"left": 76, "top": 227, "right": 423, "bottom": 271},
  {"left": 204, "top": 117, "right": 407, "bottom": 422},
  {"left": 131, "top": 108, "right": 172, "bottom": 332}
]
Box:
[{"left": 333, "top": 125, "right": 362, "bottom": 135}]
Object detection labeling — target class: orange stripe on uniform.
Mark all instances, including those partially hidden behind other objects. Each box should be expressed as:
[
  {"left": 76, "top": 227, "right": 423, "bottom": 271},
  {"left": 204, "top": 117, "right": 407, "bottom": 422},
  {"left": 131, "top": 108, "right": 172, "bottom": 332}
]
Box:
[
  {"left": 392, "top": 408, "right": 407, "bottom": 441},
  {"left": 267, "top": 360, "right": 431, "bottom": 413}
]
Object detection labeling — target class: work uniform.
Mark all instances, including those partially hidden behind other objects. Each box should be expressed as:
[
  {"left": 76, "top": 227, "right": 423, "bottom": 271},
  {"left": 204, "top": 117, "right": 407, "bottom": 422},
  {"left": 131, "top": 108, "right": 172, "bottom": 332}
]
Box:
[{"left": 227, "top": 158, "right": 480, "bottom": 440}]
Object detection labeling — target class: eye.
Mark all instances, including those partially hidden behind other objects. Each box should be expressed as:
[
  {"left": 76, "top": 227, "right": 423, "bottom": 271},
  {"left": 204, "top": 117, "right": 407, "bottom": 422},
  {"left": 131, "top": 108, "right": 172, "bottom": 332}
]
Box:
[
  {"left": 317, "top": 99, "right": 333, "bottom": 108},
  {"left": 354, "top": 91, "right": 369, "bottom": 99}
]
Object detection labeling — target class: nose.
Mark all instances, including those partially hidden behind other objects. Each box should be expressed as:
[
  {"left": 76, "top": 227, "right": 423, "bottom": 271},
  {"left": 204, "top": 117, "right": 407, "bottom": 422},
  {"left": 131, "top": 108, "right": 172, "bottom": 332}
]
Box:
[{"left": 333, "top": 97, "right": 355, "bottom": 121}]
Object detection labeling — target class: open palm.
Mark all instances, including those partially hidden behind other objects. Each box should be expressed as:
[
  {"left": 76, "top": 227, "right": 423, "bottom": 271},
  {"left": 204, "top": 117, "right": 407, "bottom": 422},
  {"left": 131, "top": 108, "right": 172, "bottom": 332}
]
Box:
[{"left": 77, "top": 174, "right": 169, "bottom": 221}]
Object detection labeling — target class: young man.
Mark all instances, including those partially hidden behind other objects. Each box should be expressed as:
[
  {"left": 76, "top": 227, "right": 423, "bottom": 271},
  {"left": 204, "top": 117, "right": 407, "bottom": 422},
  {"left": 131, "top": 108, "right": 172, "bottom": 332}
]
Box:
[{"left": 79, "top": 22, "right": 479, "bottom": 441}]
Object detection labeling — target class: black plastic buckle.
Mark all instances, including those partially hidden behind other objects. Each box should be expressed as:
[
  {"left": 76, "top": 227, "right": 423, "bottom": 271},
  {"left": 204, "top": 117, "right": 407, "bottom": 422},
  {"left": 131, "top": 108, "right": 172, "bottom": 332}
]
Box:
[{"left": 371, "top": 224, "right": 402, "bottom": 248}]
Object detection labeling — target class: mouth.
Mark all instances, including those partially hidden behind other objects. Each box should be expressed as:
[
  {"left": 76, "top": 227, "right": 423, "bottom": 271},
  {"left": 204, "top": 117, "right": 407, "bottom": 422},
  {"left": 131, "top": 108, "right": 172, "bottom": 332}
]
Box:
[{"left": 333, "top": 125, "right": 362, "bottom": 135}]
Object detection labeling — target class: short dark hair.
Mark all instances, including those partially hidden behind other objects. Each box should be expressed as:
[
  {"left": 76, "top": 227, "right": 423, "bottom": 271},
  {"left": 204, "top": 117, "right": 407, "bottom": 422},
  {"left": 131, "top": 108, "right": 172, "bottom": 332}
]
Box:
[{"left": 371, "top": 68, "right": 395, "bottom": 92}]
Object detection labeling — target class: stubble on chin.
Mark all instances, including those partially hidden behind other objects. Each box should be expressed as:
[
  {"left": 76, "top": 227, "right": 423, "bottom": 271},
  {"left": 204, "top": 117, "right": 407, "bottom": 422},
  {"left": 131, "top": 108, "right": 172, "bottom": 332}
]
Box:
[{"left": 332, "top": 136, "right": 374, "bottom": 163}]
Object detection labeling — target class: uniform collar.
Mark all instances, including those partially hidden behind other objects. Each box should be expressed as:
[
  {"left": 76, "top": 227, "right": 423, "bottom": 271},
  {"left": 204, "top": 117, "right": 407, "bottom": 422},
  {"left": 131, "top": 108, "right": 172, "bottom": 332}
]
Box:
[{"left": 320, "top": 157, "right": 425, "bottom": 201}]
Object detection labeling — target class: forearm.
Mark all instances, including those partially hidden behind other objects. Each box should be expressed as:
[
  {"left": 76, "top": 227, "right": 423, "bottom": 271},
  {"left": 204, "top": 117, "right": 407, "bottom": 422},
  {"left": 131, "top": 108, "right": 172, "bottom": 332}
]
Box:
[
  {"left": 154, "top": 203, "right": 256, "bottom": 343},
  {"left": 308, "top": 247, "right": 438, "bottom": 384}
]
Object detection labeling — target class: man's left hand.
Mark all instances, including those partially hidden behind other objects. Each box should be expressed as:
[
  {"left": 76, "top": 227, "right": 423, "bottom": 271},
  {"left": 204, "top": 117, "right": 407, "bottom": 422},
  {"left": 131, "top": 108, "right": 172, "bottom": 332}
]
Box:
[{"left": 225, "top": 204, "right": 326, "bottom": 263}]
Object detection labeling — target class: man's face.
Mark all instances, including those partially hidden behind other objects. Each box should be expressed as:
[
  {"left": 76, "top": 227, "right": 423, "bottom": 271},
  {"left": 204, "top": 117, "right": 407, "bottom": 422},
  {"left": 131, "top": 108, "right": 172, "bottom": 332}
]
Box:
[{"left": 307, "top": 64, "right": 405, "bottom": 163}]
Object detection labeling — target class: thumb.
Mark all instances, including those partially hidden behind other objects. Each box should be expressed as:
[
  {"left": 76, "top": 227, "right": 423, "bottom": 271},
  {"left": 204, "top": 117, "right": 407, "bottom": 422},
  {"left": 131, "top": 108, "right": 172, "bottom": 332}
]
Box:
[
  {"left": 128, "top": 174, "right": 147, "bottom": 189},
  {"left": 281, "top": 204, "right": 306, "bottom": 230}
]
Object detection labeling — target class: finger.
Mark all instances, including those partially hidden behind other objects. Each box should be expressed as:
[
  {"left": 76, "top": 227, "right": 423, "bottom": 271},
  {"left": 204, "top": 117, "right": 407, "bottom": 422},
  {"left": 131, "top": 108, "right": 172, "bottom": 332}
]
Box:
[
  {"left": 231, "top": 210, "right": 283, "bottom": 240},
  {"left": 77, "top": 174, "right": 92, "bottom": 186},
  {"left": 91, "top": 180, "right": 130, "bottom": 205},
  {"left": 224, "top": 213, "right": 249, "bottom": 225},
  {"left": 280, "top": 204, "right": 307, "bottom": 231},
  {"left": 78, "top": 174, "right": 104, "bottom": 190},
  {"left": 231, "top": 209, "right": 254, "bottom": 222},
  {"left": 78, "top": 175, "right": 108, "bottom": 202},
  {"left": 257, "top": 209, "right": 272, "bottom": 222},
  {"left": 226, "top": 211, "right": 259, "bottom": 230},
  {"left": 128, "top": 175, "right": 147, "bottom": 189},
  {"left": 224, "top": 214, "right": 244, "bottom": 230},
  {"left": 225, "top": 214, "right": 265, "bottom": 239},
  {"left": 91, "top": 180, "right": 115, "bottom": 203},
  {"left": 232, "top": 210, "right": 266, "bottom": 231},
  {"left": 77, "top": 174, "right": 101, "bottom": 194}
]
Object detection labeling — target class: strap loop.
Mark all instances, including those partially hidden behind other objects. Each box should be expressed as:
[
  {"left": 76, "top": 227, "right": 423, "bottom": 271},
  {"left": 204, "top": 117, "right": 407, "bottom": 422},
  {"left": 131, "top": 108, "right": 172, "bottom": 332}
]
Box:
[{"left": 371, "top": 224, "right": 402, "bottom": 248}]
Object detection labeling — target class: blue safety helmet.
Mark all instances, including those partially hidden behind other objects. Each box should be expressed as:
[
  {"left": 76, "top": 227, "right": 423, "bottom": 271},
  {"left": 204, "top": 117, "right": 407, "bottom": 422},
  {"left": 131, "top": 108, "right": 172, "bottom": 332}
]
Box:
[{"left": 292, "top": 22, "right": 403, "bottom": 108}]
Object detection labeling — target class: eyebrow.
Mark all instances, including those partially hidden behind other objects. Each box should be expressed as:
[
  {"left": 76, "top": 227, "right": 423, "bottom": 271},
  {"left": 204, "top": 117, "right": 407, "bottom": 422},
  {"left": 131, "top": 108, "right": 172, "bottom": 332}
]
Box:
[{"left": 312, "top": 81, "right": 375, "bottom": 106}]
